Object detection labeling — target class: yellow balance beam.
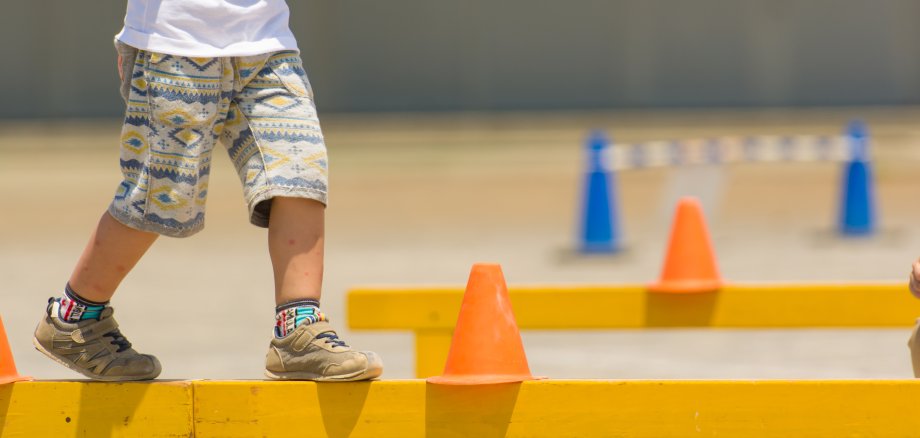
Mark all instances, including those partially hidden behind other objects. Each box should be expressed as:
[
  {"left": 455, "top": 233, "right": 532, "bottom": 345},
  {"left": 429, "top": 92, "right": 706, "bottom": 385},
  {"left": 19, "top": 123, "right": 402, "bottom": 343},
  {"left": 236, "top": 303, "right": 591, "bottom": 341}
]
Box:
[
  {"left": 348, "top": 283, "right": 918, "bottom": 329},
  {"left": 5, "top": 380, "right": 920, "bottom": 437},
  {"left": 348, "top": 283, "right": 918, "bottom": 376},
  {"left": 0, "top": 381, "right": 192, "bottom": 437}
]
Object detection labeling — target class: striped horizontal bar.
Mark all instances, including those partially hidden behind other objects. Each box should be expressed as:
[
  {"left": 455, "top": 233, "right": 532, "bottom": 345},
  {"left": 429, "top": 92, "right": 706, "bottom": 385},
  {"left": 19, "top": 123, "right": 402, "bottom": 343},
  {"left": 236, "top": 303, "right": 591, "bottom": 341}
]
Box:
[
  {"left": 4, "top": 380, "right": 920, "bottom": 437},
  {"left": 605, "top": 135, "right": 852, "bottom": 170},
  {"left": 348, "top": 283, "right": 918, "bottom": 329}
]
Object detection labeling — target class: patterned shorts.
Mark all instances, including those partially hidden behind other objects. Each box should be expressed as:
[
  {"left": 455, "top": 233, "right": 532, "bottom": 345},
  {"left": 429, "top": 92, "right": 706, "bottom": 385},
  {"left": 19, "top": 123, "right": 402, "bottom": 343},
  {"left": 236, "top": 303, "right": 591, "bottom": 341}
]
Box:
[{"left": 109, "top": 41, "right": 328, "bottom": 238}]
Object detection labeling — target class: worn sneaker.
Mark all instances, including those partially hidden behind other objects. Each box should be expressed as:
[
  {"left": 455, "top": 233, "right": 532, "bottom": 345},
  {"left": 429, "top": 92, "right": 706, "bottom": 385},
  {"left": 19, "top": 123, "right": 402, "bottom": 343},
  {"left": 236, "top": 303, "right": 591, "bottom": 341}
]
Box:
[
  {"left": 265, "top": 320, "right": 383, "bottom": 381},
  {"left": 33, "top": 298, "right": 161, "bottom": 381}
]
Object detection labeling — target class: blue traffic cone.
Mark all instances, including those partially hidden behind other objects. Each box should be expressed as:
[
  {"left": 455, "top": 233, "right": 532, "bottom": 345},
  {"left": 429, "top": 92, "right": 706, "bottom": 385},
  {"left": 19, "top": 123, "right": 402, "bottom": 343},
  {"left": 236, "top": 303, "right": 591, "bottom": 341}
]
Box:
[
  {"left": 579, "top": 130, "right": 622, "bottom": 253},
  {"left": 839, "top": 120, "right": 876, "bottom": 236}
]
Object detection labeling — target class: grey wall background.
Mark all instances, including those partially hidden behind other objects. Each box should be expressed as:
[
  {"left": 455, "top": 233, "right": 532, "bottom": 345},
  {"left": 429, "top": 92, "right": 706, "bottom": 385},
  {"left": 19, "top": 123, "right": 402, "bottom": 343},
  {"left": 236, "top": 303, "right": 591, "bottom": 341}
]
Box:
[{"left": 2, "top": 0, "right": 919, "bottom": 118}]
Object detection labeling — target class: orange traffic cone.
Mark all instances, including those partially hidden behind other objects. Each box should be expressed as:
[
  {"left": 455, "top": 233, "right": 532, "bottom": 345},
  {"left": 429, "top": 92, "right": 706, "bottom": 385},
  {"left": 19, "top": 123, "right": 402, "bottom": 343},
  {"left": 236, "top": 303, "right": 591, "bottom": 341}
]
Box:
[
  {"left": 0, "top": 315, "right": 30, "bottom": 384},
  {"left": 428, "top": 263, "right": 541, "bottom": 385},
  {"left": 648, "top": 197, "right": 724, "bottom": 293}
]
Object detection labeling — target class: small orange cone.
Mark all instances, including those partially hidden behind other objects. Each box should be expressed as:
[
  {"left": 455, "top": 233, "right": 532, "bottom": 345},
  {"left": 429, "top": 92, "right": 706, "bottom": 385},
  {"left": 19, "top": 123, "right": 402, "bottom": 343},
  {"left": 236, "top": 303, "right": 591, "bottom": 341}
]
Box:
[
  {"left": 648, "top": 197, "right": 724, "bottom": 293},
  {"left": 0, "top": 315, "right": 30, "bottom": 384},
  {"left": 428, "top": 263, "right": 541, "bottom": 385}
]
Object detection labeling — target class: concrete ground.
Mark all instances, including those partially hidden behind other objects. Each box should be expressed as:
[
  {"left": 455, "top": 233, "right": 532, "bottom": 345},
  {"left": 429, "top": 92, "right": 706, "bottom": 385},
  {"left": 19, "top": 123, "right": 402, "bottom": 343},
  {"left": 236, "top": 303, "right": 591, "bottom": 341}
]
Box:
[{"left": 2, "top": 107, "right": 920, "bottom": 380}]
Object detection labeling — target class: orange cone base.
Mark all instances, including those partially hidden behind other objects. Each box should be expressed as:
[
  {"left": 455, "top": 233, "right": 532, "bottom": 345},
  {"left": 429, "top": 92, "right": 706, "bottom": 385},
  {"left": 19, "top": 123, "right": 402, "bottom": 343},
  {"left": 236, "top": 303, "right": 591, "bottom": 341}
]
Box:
[
  {"left": 0, "top": 374, "right": 31, "bottom": 385},
  {"left": 0, "top": 314, "right": 30, "bottom": 385},
  {"left": 427, "top": 374, "right": 545, "bottom": 385},
  {"left": 647, "top": 279, "right": 724, "bottom": 294}
]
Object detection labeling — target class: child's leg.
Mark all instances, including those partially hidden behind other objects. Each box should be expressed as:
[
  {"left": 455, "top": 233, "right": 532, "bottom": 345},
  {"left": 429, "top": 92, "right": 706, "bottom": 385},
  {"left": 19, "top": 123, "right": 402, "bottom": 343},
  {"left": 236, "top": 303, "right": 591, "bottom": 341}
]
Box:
[
  {"left": 34, "top": 209, "right": 162, "bottom": 381},
  {"left": 268, "top": 197, "right": 324, "bottom": 305},
  {"left": 35, "top": 46, "right": 232, "bottom": 381},
  {"left": 910, "top": 258, "right": 920, "bottom": 298},
  {"left": 225, "top": 52, "right": 381, "bottom": 380},
  {"left": 68, "top": 211, "right": 158, "bottom": 303}
]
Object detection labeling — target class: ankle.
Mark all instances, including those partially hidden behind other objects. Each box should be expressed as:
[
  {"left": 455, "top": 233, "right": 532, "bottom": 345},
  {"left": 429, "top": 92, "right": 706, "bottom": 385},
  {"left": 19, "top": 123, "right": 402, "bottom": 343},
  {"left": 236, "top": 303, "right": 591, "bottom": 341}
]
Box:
[
  {"left": 274, "top": 299, "right": 326, "bottom": 338},
  {"left": 57, "top": 283, "right": 109, "bottom": 322}
]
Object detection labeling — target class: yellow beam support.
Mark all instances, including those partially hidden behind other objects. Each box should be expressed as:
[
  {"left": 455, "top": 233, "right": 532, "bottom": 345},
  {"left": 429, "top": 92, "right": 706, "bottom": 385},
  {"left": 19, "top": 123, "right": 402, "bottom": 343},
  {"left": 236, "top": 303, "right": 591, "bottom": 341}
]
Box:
[
  {"left": 0, "top": 381, "right": 192, "bottom": 437},
  {"left": 348, "top": 283, "right": 918, "bottom": 329},
  {"left": 193, "top": 380, "right": 920, "bottom": 437}
]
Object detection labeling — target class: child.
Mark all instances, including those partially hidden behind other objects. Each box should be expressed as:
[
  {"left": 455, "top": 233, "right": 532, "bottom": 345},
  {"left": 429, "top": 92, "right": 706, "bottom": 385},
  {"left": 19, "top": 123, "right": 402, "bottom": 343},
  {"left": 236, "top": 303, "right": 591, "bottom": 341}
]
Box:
[
  {"left": 32, "top": 0, "right": 383, "bottom": 381},
  {"left": 909, "top": 260, "right": 920, "bottom": 377}
]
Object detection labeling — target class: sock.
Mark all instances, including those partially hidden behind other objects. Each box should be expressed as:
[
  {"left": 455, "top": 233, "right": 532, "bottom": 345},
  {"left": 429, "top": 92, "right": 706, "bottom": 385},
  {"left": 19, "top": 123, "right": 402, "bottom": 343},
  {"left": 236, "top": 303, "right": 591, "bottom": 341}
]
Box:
[
  {"left": 58, "top": 284, "right": 108, "bottom": 322},
  {"left": 274, "top": 299, "right": 326, "bottom": 338}
]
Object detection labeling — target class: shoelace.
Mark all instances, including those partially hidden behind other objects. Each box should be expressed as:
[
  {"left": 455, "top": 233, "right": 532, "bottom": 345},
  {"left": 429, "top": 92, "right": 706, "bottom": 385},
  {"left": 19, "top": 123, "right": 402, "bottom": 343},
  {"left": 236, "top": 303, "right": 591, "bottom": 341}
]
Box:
[
  {"left": 316, "top": 332, "right": 348, "bottom": 348},
  {"left": 104, "top": 329, "right": 132, "bottom": 353}
]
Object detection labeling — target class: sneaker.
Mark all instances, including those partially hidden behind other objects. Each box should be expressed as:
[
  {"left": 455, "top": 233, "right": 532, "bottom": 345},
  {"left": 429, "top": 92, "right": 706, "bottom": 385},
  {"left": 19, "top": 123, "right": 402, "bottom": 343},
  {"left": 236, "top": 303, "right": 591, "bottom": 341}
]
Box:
[
  {"left": 33, "top": 298, "right": 161, "bottom": 381},
  {"left": 265, "top": 320, "right": 383, "bottom": 381}
]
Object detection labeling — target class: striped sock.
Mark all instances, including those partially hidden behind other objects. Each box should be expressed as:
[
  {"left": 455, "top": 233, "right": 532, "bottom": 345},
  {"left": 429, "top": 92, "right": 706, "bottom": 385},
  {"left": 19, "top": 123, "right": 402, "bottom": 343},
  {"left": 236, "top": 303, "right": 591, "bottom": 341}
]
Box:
[
  {"left": 58, "top": 284, "right": 108, "bottom": 322},
  {"left": 274, "top": 299, "right": 327, "bottom": 338}
]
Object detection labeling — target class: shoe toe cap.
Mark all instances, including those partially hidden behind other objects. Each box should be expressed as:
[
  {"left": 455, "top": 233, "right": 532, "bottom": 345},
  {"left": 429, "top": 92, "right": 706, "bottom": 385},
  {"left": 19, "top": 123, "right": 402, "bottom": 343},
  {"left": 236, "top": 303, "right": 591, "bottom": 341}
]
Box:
[
  {"left": 358, "top": 351, "right": 384, "bottom": 379},
  {"left": 109, "top": 354, "right": 161, "bottom": 380},
  {"left": 324, "top": 351, "right": 383, "bottom": 380},
  {"left": 363, "top": 351, "right": 383, "bottom": 370}
]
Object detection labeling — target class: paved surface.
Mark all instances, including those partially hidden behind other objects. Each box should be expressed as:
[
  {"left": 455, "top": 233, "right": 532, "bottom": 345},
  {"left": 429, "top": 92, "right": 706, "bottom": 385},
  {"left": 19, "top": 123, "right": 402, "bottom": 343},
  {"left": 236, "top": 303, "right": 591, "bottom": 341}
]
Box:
[{"left": 3, "top": 108, "right": 920, "bottom": 380}]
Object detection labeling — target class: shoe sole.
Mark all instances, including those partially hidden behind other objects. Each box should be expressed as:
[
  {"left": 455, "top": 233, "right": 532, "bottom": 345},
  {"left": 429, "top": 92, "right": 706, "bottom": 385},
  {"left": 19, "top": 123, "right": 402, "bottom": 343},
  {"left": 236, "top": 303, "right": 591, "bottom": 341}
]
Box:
[
  {"left": 264, "top": 365, "right": 383, "bottom": 382},
  {"left": 32, "top": 336, "right": 160, "bottom": 382}
]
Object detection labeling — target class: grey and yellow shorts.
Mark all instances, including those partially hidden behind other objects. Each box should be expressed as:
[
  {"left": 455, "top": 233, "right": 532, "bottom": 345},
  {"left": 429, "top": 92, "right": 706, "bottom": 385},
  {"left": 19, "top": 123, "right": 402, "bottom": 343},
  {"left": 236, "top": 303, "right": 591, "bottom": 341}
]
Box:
[{"left": 110, "top": 41, "right": 327, "bottom": 237}]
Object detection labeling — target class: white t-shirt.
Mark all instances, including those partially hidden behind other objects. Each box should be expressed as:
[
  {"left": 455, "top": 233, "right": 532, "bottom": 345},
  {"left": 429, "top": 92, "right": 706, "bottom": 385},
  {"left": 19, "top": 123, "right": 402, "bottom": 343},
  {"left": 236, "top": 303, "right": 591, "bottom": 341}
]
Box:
[{"left": 115, "top": 0, "right": 299, "bottom": 57}]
